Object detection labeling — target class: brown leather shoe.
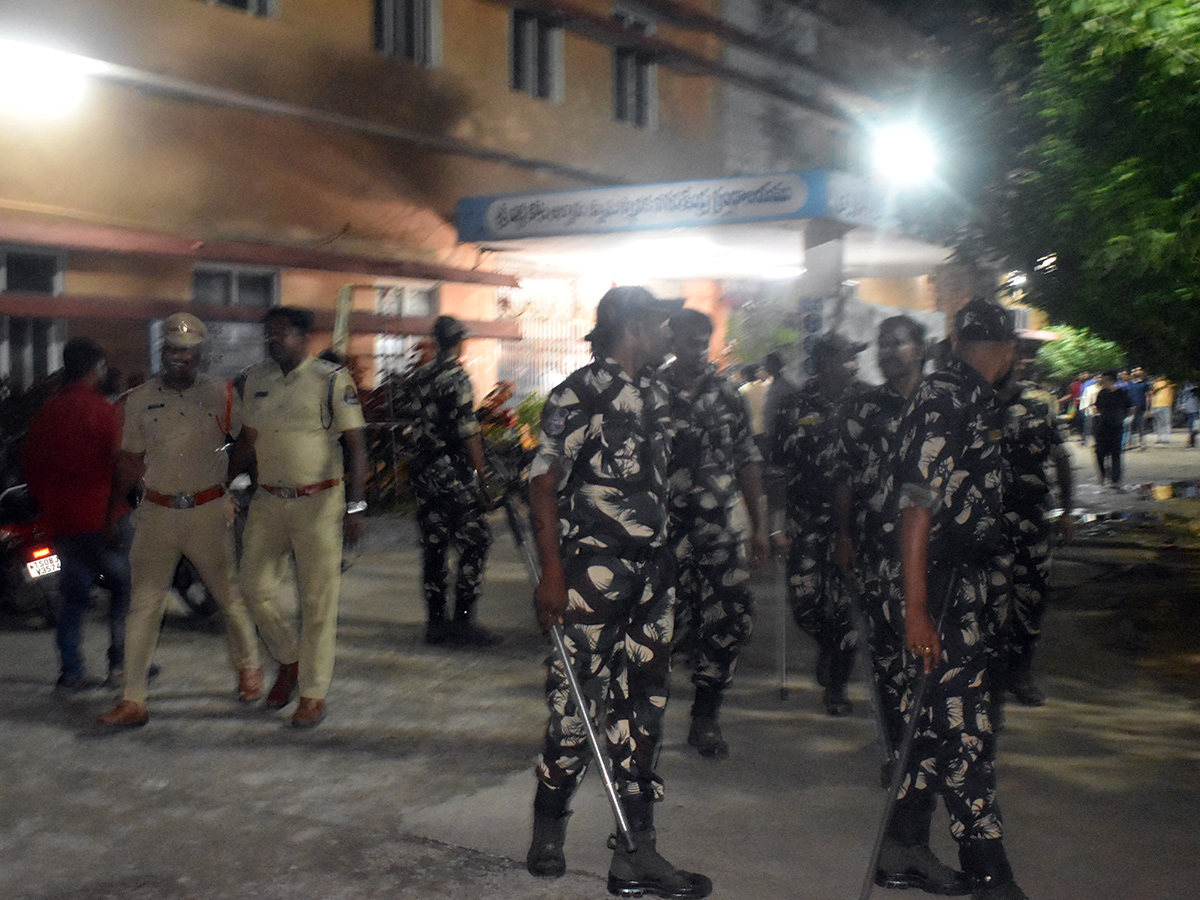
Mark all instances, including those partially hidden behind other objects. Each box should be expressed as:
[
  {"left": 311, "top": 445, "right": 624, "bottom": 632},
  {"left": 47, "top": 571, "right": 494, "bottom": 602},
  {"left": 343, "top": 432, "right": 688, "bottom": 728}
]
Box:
[
  {"left": 265, "top": 661, "right": 299, "bottom": 710},
  {"left": 291, "top": 697, "right": 326, "bottom": 729},
  {"left": 98, "top": 700, "right": 149, "bottom": 729},
  {"left": 238, "top": 667, "right": 264, "bottom": 702}
]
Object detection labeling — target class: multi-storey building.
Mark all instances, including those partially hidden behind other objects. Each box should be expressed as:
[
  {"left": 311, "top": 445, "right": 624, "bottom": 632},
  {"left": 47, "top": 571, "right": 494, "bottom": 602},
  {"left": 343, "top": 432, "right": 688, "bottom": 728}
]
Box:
[{"left": 0, "top": 0, "right": 949, "bottom": 399}]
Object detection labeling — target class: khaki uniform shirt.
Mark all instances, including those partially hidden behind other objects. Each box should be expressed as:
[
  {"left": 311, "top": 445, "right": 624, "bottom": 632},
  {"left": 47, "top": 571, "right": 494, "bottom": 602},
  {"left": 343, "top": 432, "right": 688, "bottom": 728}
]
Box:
[
  {"left": 122, "top": 376, "right": 239, "bottom": 494},
  {"left": 241, "top": 356, "right": 365, "bottom": 487}
]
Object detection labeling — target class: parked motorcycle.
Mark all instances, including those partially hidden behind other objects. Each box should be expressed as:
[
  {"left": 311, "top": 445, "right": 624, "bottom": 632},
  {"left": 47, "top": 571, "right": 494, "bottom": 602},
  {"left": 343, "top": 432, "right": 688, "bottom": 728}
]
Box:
[{"left": 0, "top": 484, "right": 60, "bottom": 628}]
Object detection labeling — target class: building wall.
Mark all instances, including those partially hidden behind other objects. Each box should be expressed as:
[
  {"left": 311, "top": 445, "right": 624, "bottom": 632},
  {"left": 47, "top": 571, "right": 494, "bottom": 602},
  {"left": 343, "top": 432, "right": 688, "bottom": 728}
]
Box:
[
  {"left": 856, "top": 274, "right": 935, "bottom": 313},
  {"left": 0, "top": 0, "right": 728, "bottom": 389}
]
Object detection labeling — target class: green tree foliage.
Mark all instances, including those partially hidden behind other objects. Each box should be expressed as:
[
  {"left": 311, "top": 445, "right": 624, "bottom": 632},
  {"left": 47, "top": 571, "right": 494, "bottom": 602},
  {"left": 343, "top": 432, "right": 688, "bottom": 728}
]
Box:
[
  {"left": 724, "top": 293, "right": 799, "bottom": 367},
  {"left": 986, "top": 0, "right": 1200, "bottom": 379},
  {"left": 1035, "top": 323, "right": 1127, "bottom": 382}
]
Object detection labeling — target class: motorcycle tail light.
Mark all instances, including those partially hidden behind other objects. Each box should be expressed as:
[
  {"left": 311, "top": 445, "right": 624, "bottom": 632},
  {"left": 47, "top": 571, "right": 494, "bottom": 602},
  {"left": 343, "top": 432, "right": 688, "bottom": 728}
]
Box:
[{"left": 30, "top": 546, "right": 53, "bottom": 560}]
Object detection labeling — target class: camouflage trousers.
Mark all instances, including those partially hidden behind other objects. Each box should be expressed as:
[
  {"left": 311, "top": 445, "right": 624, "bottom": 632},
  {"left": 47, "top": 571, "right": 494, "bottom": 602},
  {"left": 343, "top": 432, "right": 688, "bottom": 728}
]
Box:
[
  {"left": 413, "top": 475, "right": 491, "bottom": 620},
  {"left": 1007, "top": 516, "right": 1052, "bottom": 668},
  {"left": 785, "top": 526, "right": 856, "bottom": 654},
  {"left": 536, "top": 548, "right": 675, "bottom": 804},
  {"left": 881, "top": 565, "right": 1006, "bottom": 843},
  {"left": 673, "top": 540, "right": 755, "bottom": 692},
  {"left": 861, "top": 561, "right": 909, "bottom": 752}
]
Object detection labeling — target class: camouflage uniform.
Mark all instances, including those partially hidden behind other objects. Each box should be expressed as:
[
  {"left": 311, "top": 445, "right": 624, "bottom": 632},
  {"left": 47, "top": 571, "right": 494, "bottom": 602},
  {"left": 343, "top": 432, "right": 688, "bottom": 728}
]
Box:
[
  {"left": 664, "top": 362, "right": 759, "bottom": 693},
  {"left": 530, "top": 358, "right": 675, "bottom": 803},
  {"left": 834, "top": 382, "right": 909, "bottom": 747},
  {"left": 408, "top": 356, "right": 491, "bottom": 627},
  {"left": 998, "top": 382, "right": 1065, "bottom": 679},
  {"left": 886, "top": 356, "right": 1008, "bottom": 842},
  {"left": 772, "top": 381, "right": 857, "bottom": 669}
]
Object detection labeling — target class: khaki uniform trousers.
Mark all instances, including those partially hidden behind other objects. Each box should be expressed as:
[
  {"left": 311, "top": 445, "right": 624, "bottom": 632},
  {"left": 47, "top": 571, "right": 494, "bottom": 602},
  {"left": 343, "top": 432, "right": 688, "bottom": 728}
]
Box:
[
  {"left": 239, "top": 485, "right": 344, "bottom": 700},
  {"left": 123, "top": 500, "right": 265, "bottom": 704}
]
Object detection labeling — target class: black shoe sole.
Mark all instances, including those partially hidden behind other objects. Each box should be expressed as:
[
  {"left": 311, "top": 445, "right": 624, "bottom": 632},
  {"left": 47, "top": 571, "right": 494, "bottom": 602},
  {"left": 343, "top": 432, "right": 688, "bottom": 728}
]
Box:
[
  {"left": 875, "top": 869, "right": 971, "bottom": 896},
  {"left": 607, "top": 873, "right": 713, "bottom": 899}
]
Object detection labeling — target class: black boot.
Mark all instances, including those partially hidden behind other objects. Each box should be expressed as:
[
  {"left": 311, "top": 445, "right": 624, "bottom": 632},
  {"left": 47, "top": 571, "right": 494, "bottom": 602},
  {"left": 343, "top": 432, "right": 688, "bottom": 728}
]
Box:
[
  {"left": 526, "top": 784, "right": 571, "bottom": 878},
  {"left": 823, "top": 646, "right": 854, "bottom": 717},
  {"left": 424, "top": 606, "right": 451, "bottom": 645},
  {"left": 815, "top": 641, "right": 833, "bottom": 688},
  {"left": 607, "top": 796, "right": 712, "bottom": 899},
  {"left": 1008, "top": 650, "right": 1045, "bottom": 707},
  {"left": 876, "top": 797, "right": 969, "bottom": 895},
  {"left": 959, "top": 839, "right": 1029, "bottom": 900},
  {"left": 687, "top": 684, "right": 728, "bottom": 760}
]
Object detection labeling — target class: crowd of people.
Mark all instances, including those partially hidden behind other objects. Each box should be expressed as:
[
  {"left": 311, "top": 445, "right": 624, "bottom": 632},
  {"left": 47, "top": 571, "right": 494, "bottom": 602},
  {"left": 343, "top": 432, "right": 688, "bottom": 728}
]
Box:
[
  {"left": 14, "top": 290, "right": 1088, "bottom": 900},
  {"left": 1062, "top": 368, "right": 1198, "bottom": 488}
]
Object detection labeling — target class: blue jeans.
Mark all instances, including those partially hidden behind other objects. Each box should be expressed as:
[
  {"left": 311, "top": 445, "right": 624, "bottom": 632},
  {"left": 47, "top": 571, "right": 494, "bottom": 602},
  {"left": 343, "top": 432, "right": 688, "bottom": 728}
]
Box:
[{"left": 55, "top": 517, "right": 132, "bottom": 679}]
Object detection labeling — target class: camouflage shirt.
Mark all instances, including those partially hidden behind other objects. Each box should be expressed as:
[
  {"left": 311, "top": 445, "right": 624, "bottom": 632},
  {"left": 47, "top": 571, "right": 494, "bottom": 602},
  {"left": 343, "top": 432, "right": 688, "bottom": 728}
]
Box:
[
  {"left": 1000, "top": 381, "right": 1065, "bottom": 537},
  {"left": 772, "top": 380, "right": 849, "bottom": 532},
  {"left": 407, "top": 356, "right": 479, "bottom": 487},
  {"left": 663, "top": 362, "right": 761, "bottom": 549},
  {"left": 888, "top": 356, "right": 1006, "bottom": 566},
  {"left": 529, "top": 357, "right": 674, "bottom": 554},
  {"left": 834, "top": 381, "right": 909, "bottom": 565}
]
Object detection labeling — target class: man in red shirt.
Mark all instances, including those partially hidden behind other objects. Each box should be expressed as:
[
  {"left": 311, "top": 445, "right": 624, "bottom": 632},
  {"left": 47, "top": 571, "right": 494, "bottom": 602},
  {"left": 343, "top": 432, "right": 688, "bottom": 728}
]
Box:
[{"left": 24, "top": 337, "right": 131, "bottom": 691}]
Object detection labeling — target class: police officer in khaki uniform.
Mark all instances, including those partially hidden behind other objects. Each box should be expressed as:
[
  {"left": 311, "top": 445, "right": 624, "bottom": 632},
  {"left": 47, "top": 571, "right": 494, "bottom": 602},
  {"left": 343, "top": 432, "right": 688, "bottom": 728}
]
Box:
[
  {"left": 99, "top": 313, "right": 283, "bottom": 728},
  {"left": 234, "top": 307, "right": 367, "bottom": 729}
]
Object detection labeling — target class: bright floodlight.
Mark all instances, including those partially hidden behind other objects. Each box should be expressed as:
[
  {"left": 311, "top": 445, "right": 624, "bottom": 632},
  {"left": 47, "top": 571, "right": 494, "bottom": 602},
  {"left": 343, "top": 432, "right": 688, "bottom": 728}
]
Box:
[
  {"left": 0, "top": 38, "right": 100, "bottom": 117},
  {"left": 873, "top": 122, "right": 937, "bottom": 187}
]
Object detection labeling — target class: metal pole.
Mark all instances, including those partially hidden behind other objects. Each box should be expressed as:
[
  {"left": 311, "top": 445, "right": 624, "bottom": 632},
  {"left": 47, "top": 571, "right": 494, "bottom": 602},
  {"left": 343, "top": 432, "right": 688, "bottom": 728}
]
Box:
[
  {"left": 777, "top": 556, "right": 789, "bottom": 700},
  {"left": 843, "top": 572, "right": 892, "bottom": 786}
]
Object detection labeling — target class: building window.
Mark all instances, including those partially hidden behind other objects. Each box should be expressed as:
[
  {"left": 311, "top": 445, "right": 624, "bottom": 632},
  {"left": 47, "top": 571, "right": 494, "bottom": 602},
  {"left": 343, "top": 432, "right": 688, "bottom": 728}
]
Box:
[
  {"left": 376, "top": 283, "right": 438, "bottom": 318},
  {"left": 375, "top": 0, "right": 441, "bottom": 67},
  {"left": 1, "top": 249, "right": 61, "bottom": 295},
  {"left": 208, "top": 0, "right": 273, "bottom": 16},
  {"left": 511, "top": 9, "right": 563, "bottom": 101},
  {"left": 1, "top": 247, "right": 65, "bottom": 388},
  {"left": 612, "top": 11, "right": 656, "bottom": 128},
  {"left": 193, "top": 265, "right": 278, "bottom": 309}
]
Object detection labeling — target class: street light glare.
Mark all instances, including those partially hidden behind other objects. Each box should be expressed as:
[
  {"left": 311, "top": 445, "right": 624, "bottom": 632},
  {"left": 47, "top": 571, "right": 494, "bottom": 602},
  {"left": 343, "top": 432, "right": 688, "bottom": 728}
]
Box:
[
  {"left": 0, "top": 38, "right": 100, "bottom": 117},
  {"left": 873, "top": 122, "right": 937, "bottom": 186}
]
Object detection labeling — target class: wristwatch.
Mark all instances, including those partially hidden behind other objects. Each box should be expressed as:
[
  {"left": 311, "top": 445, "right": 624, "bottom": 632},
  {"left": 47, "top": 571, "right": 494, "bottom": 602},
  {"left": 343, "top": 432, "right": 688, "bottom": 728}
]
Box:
[{"left": 345, "top": 500, "right": 368, "bottom": 515}]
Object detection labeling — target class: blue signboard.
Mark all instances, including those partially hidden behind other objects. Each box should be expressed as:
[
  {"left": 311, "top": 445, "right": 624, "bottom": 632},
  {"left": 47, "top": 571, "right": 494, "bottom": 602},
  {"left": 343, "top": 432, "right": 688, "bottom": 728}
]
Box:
[{"left": 456, "top": 169, "right": 889, "bottom": 243}]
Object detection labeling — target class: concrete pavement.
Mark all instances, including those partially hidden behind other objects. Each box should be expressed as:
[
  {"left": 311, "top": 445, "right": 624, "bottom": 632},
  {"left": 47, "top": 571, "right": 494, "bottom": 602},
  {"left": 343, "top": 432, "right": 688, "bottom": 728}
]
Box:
[{"left": 1, "top": 440, "right": 1199, "bottom": 899}]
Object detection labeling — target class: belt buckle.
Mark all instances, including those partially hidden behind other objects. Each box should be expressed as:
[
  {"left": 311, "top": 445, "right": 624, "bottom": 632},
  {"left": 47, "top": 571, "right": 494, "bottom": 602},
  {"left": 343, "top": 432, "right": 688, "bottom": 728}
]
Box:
[
  {"left": 173, "top": 493, "right": 196, "bottom": 509},
  {"left": 277, "top": 487, "right": 298, "bottom": 500}
]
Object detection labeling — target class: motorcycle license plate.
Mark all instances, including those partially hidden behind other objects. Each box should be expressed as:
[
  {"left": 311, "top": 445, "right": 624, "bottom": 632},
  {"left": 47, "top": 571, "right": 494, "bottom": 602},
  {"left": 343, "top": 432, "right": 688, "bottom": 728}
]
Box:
[{"left": 27, "top": 555, "right": 61, "bottom": 578}]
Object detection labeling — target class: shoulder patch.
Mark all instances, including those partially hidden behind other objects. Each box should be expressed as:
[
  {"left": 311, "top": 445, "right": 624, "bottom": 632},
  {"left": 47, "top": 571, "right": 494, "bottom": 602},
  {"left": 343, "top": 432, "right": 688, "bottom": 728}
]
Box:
[{"left": 343, "top": 384, "right": 360, "bottom": 405}]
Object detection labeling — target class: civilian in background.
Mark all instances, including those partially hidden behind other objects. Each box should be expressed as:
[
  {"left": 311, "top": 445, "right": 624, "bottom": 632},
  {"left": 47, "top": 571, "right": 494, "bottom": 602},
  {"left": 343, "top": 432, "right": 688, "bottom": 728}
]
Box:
[{"left": 24, "top": 337, "right": 131, "bottom": 692}]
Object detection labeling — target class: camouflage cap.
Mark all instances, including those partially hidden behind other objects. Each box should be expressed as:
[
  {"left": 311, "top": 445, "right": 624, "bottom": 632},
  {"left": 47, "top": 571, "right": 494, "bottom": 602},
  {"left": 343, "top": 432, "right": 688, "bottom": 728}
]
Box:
[
  {"left": 954, "top": 297, "right": 1015, "bottom": 342},
  {"left": 163, "top": 313, "right": 207, "bottom": 348},
  {"left": 432, "top": 315, "right": 468, "bottom": 349},
  {"left": 586, "top": 286, "right": 684, "bottom": 342}
]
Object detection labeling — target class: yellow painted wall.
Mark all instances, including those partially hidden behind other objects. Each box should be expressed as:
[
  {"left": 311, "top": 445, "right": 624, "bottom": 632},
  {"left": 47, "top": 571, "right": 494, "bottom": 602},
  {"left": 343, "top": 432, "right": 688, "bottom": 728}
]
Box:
[{"left": 855, "top": 275, "right": 936, "bottom": 312}]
